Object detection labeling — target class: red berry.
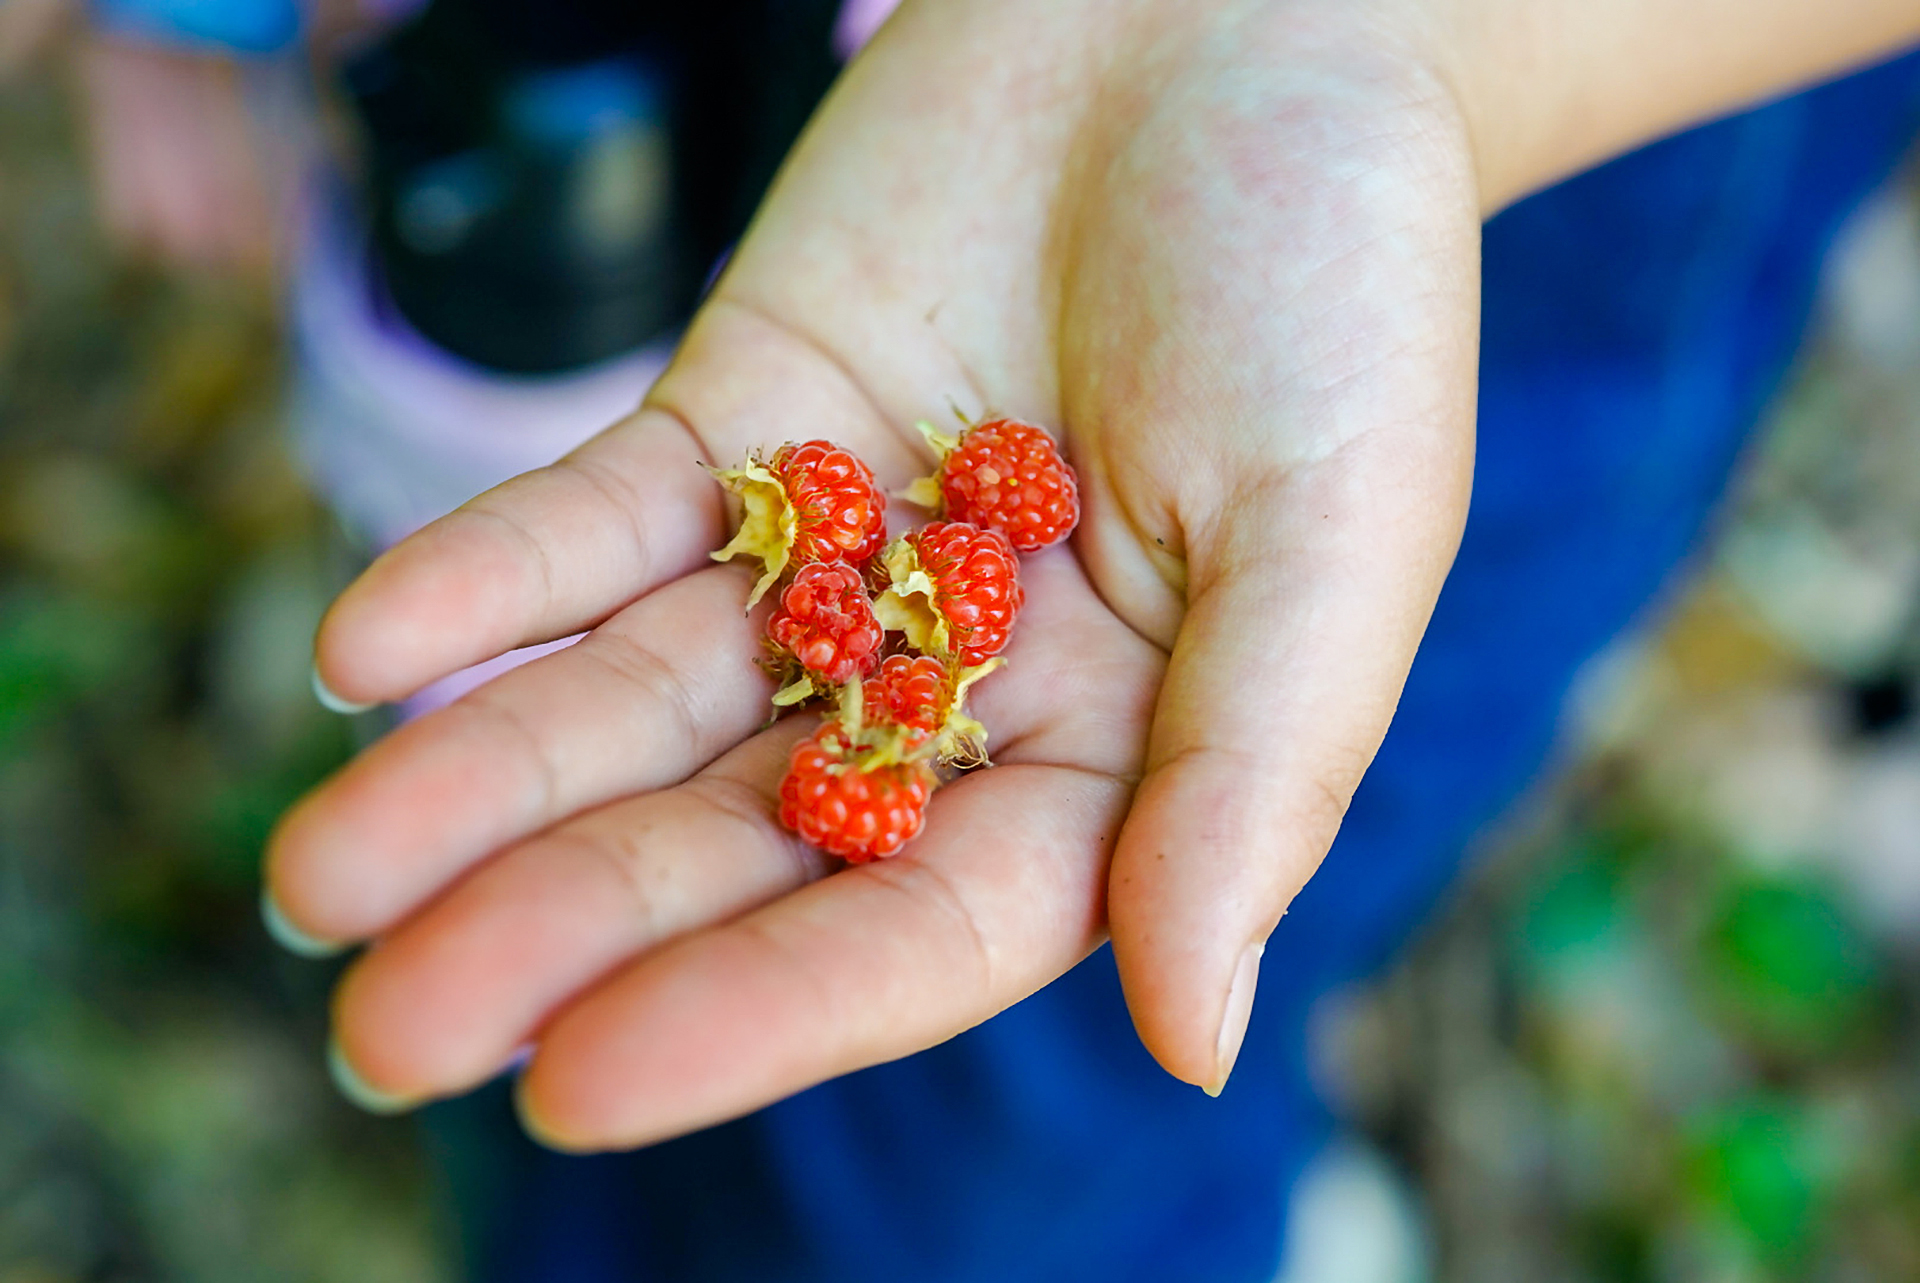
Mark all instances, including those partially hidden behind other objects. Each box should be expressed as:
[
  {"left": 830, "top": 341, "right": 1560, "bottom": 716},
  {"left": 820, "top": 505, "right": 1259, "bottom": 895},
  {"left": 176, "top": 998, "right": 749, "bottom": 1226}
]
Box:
[
  {"left": 768, "top": 563, "right": 884, "bottom": 698},
  {"left": 778, "top": 722, "right": 934, "bottom": 863},
  {"left": 861, "top": 652, "right": 999, "bottom": 767},
  {"left": 711, "top": 439, "right": 888, "bottom": 604},
  {"left": 772, "top": 440, "right": 888, "bottom": 566},
  {"left": 863, "top": 654, "right": 950, "bottom": 739},
  {"left": 907, "top": 418, "right": 1079, "bottom": 552},
  {"left": 873, "top": 522, "right": 1022, "bottom": 666}
]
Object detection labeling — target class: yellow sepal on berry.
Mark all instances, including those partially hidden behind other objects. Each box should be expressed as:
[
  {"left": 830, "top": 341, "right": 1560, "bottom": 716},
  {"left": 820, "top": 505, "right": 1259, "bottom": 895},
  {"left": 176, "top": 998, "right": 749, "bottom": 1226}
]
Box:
[
  {"left": 708, "top": 440, "right": 890, "bottom": 608},
  {"left": 900, "top": 420, "right": 960, "bottom": 513},
  {"left": 708, "top": 456, "right": 798, "bottom": 606},
  {"left": 870, "top": 535, "right": 950, "bottom": 657},
  {"left": 848, "top": 655, "right": 1003, "bottom": 771},
  {"left": 872, "top": 522, "right": 1022, "bottom": 667},
  {"left": 923, "top": 657, "right": 1002, "bottom": 768}
]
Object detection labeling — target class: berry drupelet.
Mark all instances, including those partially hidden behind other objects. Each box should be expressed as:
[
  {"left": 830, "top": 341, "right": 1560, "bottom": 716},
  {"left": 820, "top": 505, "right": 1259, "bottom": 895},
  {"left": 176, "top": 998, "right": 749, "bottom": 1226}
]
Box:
[
  {"left": 906, "top": 417, "right": 1079, "bottom": 552},
  {"left": 872, "top": 521, "right": 1023, "bottom": 667},
  {"left": 778, "top": 721, "right": 935, "bottom": 863},
  {"left": 766, "top": 561, "right": 885, "bottom": 706},
  {"left": 711, "top": 439, "right": 889, "bottom": 604}
]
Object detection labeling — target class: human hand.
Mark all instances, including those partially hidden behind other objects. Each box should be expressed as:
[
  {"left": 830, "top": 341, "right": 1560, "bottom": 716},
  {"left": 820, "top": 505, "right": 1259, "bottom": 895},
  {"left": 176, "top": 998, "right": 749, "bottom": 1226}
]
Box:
[{"left": 267, "top": 0, "right": 1486, "bottom": 1147}]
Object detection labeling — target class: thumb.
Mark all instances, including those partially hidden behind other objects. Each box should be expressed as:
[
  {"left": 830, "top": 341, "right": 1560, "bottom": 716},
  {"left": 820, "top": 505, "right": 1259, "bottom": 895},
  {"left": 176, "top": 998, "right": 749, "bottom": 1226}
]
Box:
[{"left": 1107, "top": 428, "right": 1472, "bottom": 1094}]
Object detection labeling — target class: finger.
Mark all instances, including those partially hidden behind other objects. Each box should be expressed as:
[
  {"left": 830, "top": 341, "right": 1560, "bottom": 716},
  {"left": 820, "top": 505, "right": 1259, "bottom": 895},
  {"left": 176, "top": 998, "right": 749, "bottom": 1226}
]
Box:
[
  {"left": 328, "top": 554, "right": 1161, "bottom": 1103},
  {"left": 312, "top": 406, "right": 723, "bottom": 705},
  {"left": 278, "top": 541, "right": 1126, "bottom": 947},
  {"left": 314, "top": 300, "right": 927, "bottom": 706},
  {"left": 1107, "top": 430, "right": 1473, "bottom": 1095},
  {"left": 516, "top": 762, "right": 1129, "bottom": 1152},
  {"left": 330, "top": 718, "right": 826, "bottom": 1104},
  {"left": 269, "top": 565, "right": 775, "bottom": 944}
]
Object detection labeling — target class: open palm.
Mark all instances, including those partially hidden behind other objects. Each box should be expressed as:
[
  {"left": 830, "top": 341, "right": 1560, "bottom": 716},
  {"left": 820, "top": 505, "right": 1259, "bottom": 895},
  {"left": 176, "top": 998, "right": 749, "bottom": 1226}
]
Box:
[{"left": 268, "top": 0, "right": 1482, "bottom": 1149}]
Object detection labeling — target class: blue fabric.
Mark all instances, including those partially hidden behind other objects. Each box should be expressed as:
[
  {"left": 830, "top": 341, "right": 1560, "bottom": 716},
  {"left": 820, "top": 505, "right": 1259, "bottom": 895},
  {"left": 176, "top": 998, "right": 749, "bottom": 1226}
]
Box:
[
  {"left": 429, "top": 52, "right": 1920, "bottom": 1283},
  {"left": 93, "top": 0, "right": 302, "bottom": 55}
]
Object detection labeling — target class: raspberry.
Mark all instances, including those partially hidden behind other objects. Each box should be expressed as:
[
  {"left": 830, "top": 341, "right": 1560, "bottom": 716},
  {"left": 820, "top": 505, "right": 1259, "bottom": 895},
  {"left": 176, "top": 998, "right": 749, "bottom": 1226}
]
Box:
[
  {"left": 778, "top": 721, "right": 935, "bottom": 863},
  {"left": 872, "top": 521, "right": 1023, "bottom": 666},
  {"left": 710, "top": 439, "right": 888, "bottom": 604},
  {"left": 905, "top": 418, "right": 1079, "bottom": 552},
  {"left": 861, "top": 653, "right": 1000, "bottom": 766},
  {"left": 863, "top": 654, "right": 950, "bottom": 739},
  {"left": 766, "top": 562, "right": 885, "bottom": 706}
]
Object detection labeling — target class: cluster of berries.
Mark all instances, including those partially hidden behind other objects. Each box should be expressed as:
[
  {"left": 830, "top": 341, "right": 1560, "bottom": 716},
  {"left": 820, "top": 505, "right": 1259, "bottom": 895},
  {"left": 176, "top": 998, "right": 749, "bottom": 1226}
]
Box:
[{"left": 709, "top": 418, "right": 1079, "bottom": 863}]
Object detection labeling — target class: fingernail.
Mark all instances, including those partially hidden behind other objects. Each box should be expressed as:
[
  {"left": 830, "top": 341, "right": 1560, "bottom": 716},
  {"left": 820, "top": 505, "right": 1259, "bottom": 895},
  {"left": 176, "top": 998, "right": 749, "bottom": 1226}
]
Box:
[
  {"left": 312, "top": 664, "right": 377, "bottom": 715},
  {"left": 512, "top": 1076, "right": 591, "bottom": 1155},
  {"left": 327, "top": 1039, "right": 417, "bottom": 1115},
  {"left": 261, "top": 888, "right": 347, "bottom": 959},
  {"left": 1205, "top": 941, "right": 1264, "bottom": 1097}
]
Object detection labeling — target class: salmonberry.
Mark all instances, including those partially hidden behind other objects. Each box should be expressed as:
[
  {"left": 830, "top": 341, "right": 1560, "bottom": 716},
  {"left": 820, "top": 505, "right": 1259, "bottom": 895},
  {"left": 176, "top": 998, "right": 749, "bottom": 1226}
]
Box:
[
  {"left": 711, "top": 439, "right": 888, "bottom": 604},
  {"left": 905, "top": 417, "right": 1079, "bottom": 552},
  {"left": 766, "top": 562, "right": 885, "bottom": 706},
  {"left": 778, "top": 721, "right": 935, "bottom": 863},
  {"left": 872, "top": 521, "right": 1022, "bottom": 666},
  {"left": 862, "top": 653, "right": 999, "bottom": 766},
  {"left": 863, "top": 654, "right": 950, "bottom": 739}
]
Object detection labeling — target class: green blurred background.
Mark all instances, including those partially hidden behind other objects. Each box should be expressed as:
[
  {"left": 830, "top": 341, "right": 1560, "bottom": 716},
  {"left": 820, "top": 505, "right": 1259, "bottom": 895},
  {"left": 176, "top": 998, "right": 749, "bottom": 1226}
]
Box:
[
  {"left": 0, "top": 63, "right": 448, "bottom": 1283},
  {"left": 3, "top": 38, "right": 1920, "bottom": 1283}
]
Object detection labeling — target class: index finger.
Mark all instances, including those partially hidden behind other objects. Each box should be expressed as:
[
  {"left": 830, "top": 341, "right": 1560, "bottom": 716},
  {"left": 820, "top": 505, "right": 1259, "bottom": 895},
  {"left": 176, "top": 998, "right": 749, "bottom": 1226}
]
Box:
[{"left": 315, "top": 301, "right": 927, "bottom": 706}]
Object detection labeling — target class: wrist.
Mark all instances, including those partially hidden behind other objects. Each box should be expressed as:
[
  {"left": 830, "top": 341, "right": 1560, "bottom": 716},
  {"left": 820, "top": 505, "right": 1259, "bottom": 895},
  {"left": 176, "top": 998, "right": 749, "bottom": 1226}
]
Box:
[{"left": 1419, "top": 0, "right": 1920, "bottom": 211}]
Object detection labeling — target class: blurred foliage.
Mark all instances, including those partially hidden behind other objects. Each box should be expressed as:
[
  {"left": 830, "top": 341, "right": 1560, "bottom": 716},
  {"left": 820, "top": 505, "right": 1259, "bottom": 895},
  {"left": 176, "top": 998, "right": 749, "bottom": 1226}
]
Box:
[
  {"left": 1325, "top": 163, "right": 1920, "bottom": 1283},
  {"left": 0, "top": 65, "right": 449, "bottom": 1283},
  {"left": 1697, "top": 875, "right": 1882, "bottom": 1058}
]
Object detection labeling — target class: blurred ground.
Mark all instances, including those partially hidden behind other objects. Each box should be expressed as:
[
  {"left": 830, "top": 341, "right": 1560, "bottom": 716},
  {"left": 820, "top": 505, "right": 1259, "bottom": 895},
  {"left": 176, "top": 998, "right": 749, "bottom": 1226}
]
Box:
[{"left": 1, "top": 43, "right": 1918, "bottom": 1283}]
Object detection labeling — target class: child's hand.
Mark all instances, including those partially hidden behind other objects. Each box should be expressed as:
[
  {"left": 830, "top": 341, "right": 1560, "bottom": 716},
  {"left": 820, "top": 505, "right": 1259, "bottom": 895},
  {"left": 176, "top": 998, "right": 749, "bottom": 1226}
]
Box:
[
  {"left": 266, "top": 0, "right": 1920, "bottom": 1148},
  {"left": 269, "top": 0, "right": 1482, "bottom": 1145}
]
